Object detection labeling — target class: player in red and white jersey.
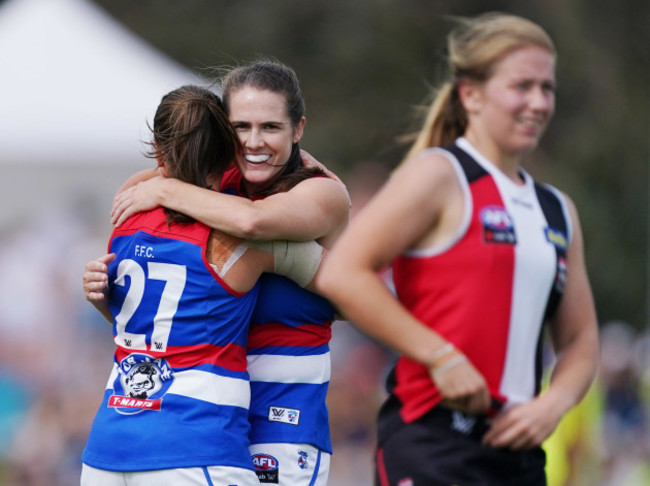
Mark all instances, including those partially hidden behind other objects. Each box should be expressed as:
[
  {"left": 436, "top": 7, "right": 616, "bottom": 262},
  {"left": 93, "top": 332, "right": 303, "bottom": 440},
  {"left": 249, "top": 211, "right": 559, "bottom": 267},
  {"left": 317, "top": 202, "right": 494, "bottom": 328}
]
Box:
[{"left": 317, "top": 13, "right": 599, "bottom": 486}]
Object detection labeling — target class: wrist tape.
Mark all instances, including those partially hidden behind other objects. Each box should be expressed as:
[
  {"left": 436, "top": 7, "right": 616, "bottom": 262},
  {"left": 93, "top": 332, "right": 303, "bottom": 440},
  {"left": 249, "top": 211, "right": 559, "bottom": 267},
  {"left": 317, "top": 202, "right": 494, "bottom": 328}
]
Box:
[{"left": 245, "top": 239, "right": 323, "bottom": 287}]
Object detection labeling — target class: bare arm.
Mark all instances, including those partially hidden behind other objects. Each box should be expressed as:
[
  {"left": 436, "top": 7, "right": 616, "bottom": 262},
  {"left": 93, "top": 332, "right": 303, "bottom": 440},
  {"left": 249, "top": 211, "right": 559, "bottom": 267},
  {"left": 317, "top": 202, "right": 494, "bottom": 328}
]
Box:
[
  {"left": 115, "top": 168, "right": 160, "bottom": 196},
  {"left": 85, "top": 235, "right": 324, "bottom": 321},
  {"left": 112, "top": 175, "right": 350, "bottom": 246},
  {"left": 483, "top": 196, "right": 599, "bottom": 449},
  {"left": 316, "top": 152, "right": 490, "bottom": 414},
  {"left": 202, "top": 226, "right": 326, "bottom": 295}
]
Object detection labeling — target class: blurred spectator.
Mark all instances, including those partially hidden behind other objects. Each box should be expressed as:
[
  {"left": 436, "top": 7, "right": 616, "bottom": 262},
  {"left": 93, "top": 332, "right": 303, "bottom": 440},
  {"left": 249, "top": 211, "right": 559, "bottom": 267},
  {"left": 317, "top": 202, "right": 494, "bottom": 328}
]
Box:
[
  {"left": 327, "top": 322, "right": 393, "bottom": 485},
  {"left": 544, "top": 370, "right": 603, "bottom": 486},
  {"left": 598, "top": 321, "right": 650, "bottom": 485},
  {"left": 0, "top": 205, "right": 113, "bottom": 486}
]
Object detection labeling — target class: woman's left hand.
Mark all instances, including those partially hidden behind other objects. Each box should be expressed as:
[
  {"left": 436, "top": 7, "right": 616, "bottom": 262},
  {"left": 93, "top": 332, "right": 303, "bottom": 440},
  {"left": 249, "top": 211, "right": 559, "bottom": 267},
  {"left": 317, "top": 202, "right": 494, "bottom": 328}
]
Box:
[
  {"left": 83, "top": 253, "right": 115, "bottom": 302},
  {"left": 482, "top": 395, "right": 563, "bottom": 450},
  {"left": 111, "top": 177, "right": 165, "bottom": 227},
  {"left": 300, "top": 149, "right": 344, "bottom": 185}
]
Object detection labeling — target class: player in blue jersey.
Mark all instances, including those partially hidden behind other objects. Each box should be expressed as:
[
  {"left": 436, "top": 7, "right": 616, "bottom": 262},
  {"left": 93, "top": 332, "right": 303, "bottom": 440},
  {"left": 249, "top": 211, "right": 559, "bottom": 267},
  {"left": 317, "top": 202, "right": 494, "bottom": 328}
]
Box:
[
  {"left": 81, "top": 85, "right": 325, "bottom": 486},
  {"left": 89, "top": 60, "right": 350, "bottom": 486}
]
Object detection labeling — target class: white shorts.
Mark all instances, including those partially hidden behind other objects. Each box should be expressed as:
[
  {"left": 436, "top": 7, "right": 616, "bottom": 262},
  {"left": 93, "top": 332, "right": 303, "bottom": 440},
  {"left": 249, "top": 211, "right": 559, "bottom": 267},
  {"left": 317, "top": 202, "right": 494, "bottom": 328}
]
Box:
[
  {"left": 249, "top": 443, "right": 330, "bottom": 486},
  {"left": 80, "top": 463, "right": 259, "bottom": 486}
]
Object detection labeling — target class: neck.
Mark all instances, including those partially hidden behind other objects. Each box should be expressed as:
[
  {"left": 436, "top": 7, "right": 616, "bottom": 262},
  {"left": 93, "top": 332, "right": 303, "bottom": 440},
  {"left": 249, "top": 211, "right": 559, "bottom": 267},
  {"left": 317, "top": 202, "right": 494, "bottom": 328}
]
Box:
[{"left": 463, "top": 132, "right": 524, "bottom": 185}]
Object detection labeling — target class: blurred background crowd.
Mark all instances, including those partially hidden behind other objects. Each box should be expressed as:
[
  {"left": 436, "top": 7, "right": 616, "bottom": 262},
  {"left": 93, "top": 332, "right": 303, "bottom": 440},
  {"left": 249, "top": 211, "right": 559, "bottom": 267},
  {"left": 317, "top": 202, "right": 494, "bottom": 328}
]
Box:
[{"left": 0, "top": 0, "right": 648, "bottom": 484}]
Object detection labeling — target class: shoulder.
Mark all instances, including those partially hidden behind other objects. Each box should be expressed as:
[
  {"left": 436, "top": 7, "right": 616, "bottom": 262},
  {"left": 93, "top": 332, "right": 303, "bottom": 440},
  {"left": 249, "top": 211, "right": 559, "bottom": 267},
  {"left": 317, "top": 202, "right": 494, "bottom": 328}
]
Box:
[
  {"left": 392, "top": 148, "right": 462, "bottom": 192},
  {"left": 293, "top": 174, "right": 350, "bottom": 193},
  {"left": 287, "top": 175, "right": 351, "bottom": 209},
  {"left": 365, "top": 149, "right": 464, "bottom": 226},
  {"left": 534, "top": 182, "right": 578, "bottom": 225}
]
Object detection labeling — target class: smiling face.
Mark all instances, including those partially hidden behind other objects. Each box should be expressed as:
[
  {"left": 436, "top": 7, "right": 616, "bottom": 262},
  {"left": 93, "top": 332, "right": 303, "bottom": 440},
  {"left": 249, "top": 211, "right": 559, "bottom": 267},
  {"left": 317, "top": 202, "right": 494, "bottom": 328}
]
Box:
[
  {"left": 228, "top": 86, "right": 305, "bottom": 196},
  {"left": 460, "top": 45, "right": 556, "bottom": 164}
]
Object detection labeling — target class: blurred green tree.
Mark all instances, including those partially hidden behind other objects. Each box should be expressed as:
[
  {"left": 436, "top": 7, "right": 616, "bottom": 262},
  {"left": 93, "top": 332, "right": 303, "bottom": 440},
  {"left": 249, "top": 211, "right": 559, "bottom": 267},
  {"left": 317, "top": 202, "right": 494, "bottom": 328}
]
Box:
[{"left": 85, "top": 0, "right": 650, "bottom": 329}]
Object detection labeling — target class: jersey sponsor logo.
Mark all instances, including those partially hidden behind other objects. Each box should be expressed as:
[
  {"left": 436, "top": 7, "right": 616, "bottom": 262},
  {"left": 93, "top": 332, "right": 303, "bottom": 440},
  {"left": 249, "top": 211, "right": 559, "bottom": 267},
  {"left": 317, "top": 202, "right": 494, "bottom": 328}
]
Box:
[
  {"left": 108, "top": 395, "right": 162, "bottom": 411},
  {"left": 268, "top": 406, "right": 300, "bottom": 425},
  {"left": 252, "top": 453, "right": 279, "bottom": 483},
  {"left": 480, "top": 206, "right": 516, "bottom": 245},
  {"left": 545, "top": 227, "right": 568, "bottom": 250},
  {"left": 109, "top": 353, "right": 173, "bottom": 415}
]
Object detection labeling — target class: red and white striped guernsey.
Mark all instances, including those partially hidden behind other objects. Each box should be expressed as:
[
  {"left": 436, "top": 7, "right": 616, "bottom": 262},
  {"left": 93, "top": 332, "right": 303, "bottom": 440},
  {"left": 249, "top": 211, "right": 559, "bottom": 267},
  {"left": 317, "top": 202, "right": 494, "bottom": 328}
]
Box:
[{"left": 385, "top": 137, "right": 570, "bottom": 425}]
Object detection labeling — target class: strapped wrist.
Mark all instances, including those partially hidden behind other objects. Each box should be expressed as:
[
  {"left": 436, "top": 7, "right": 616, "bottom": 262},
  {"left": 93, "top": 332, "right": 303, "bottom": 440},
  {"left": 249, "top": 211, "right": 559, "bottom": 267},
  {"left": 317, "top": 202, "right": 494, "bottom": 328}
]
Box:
[
  {"left": 431, "top": 354, "right": 467, "bottom": 378},
  {"left": 426, "top": 343, "right": 455, "bottom": 369},
  {"left": 426, "top": 342, "right": 468, "bottom": 378}
]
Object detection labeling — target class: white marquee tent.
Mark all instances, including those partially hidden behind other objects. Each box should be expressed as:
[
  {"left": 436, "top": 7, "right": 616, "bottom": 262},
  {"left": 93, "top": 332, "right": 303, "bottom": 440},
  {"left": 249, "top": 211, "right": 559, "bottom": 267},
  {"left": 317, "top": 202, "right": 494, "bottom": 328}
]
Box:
[{"left": 0, "top": 0, "right": 208, "bottom": 227}]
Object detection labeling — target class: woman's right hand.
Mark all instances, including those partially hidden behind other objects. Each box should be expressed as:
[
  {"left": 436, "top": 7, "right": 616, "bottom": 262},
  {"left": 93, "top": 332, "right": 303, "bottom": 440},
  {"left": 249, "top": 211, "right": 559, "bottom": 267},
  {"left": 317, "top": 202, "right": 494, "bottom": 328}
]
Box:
[
  {"left": 111, "top": 177, "right": 165, "bottom": 227},
  {"left": 83, "top": 253, "right": 116, "bottom": 302},
  {"left": 431, "top": 350, "right": 491, "bottom": 415}
]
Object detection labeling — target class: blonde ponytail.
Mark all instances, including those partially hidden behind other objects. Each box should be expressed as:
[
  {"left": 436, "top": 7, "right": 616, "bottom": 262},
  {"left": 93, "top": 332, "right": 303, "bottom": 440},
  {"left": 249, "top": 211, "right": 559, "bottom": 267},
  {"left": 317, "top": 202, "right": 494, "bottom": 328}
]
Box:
[
  {"left": 400, "top": 13, "right": 554, "bottom": 166},
  {"left": 403, "top": 81, "right": 467, "bottom": 163}
]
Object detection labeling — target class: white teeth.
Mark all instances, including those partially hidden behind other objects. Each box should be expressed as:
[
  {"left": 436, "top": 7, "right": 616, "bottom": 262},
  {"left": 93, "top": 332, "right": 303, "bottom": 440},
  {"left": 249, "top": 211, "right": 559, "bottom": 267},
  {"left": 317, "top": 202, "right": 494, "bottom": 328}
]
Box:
[{"left": 245, "top": 154, "right": 271, "bottom": 163}]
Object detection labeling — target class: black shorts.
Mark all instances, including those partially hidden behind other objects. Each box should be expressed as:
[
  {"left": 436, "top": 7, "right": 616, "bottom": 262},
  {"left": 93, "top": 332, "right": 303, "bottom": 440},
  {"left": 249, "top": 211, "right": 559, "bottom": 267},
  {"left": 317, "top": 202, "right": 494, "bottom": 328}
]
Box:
[{"left": 375, "top": 405, "right": 547, "bottom": 486}]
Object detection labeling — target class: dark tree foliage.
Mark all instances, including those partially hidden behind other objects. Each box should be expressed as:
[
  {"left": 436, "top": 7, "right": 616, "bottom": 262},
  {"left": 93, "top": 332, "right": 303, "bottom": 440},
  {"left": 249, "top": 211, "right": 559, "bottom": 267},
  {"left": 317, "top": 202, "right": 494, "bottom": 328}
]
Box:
[{"left": 89, "top": 0, "right": 649, "bottom": 329}]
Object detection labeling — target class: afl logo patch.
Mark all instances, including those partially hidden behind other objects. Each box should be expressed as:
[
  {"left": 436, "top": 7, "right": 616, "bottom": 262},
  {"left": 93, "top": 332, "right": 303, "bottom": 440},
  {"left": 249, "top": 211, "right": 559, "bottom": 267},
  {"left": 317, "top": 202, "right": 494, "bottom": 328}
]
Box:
[
  {"left": 109, "top": 353, "right": 173, "bottom": 415},
  {"left": 252, "top": 453, "right": 279, "bottom": 483},
  {"left": 480, "top": 206, "right": 516, "bottom": 245}
]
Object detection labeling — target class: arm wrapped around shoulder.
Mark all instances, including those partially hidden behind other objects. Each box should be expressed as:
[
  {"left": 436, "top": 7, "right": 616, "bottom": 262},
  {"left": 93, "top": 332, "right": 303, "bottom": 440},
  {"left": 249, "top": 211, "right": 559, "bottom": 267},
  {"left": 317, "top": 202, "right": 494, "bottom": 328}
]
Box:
[{"left": 245, "top": 239, "right": 324, "bottom": 287}]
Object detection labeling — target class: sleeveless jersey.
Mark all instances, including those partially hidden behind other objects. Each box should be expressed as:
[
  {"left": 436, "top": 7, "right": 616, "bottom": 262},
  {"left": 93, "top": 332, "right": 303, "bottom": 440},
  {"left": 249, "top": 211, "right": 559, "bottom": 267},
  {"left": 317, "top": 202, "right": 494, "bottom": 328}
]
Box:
[
  {"left": 82, "top": 207, "right": 259, "bottom": 472},
  {"left": 383, "top": 138, "right": 571, "bottom": 426},
  {"left": 221, "top": 168, "right": 336, "bottom": 453}
]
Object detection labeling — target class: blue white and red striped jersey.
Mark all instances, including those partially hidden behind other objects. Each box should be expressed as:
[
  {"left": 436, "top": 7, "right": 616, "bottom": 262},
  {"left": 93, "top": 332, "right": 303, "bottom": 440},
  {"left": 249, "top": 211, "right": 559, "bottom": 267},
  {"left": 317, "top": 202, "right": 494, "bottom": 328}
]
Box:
[
  {"left": 82, "top": 208, "right": 258, "bottom": 471},
  {"left": 247, "top": 274, "right": 335, "bottom": 452},
  {"left": 387, "top": 138, "right": 570, "bottom": 424},
  {"left": 221, "top": 168, "right": 336, "bottom": 453}
]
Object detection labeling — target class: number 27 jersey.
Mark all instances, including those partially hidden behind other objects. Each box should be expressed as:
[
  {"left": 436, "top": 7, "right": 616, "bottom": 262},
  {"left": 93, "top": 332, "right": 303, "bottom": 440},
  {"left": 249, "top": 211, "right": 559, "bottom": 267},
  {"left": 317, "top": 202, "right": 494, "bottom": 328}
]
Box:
[{"left": 82, "top": 208, "right": 258, "bottom": 472}]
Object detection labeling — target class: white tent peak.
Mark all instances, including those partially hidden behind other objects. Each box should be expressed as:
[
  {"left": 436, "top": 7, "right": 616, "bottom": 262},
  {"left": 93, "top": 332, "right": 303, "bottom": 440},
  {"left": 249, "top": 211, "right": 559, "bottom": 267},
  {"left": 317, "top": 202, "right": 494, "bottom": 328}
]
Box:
[{"left": 0, "top": 0, "right": 209, "bottom": 166}]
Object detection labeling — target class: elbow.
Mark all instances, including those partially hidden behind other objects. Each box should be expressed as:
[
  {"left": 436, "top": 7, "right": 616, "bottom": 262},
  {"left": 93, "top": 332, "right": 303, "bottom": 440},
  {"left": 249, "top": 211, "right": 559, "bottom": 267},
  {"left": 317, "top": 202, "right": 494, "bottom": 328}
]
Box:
[
  {"left": 581, "top": 319, "right": 600, "bottom": 369},
  {"left": 230, "top": 211, "right": 267, "bottom": 240},
  {"left": 236, "top": 220, "right": 261, "bottom": 240}
]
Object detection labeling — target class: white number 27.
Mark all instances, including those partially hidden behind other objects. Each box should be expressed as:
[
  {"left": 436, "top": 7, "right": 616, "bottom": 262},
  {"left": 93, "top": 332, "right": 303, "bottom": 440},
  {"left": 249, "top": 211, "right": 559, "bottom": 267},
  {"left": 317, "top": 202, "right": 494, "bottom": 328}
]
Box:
[{"left": 113, "top": 259, "right": 186, "bottom": 353}]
